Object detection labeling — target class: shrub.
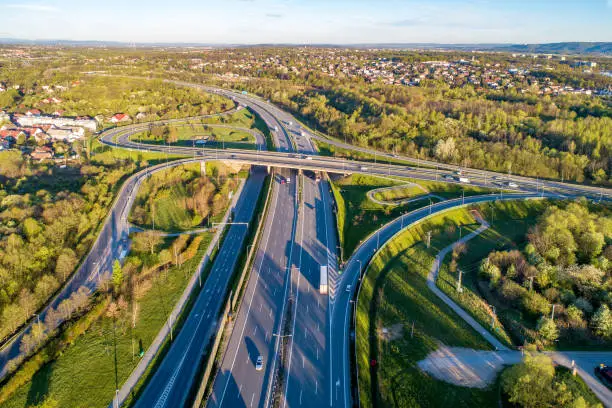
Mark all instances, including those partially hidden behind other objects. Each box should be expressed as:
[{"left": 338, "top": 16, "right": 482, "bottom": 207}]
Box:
[
  {"left": 522, "top": 291, "right": 551, "bottom": 318},
  {"left": 537, "top": 317, "right": 559, "bottom": 342},
  {"left": 500, "top": 279, "right": 527, "bottom": 303}
]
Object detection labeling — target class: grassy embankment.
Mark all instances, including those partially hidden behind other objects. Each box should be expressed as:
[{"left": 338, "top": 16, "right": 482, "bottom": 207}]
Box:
[
  {"left": 129, "top": 109, "right": 272, "bottom": 151},
  {"left": 355, "top": 200, "right": 551, "bottom": 408},
  {"left": 330, "top": 173, "right": 493, "bottom": 259},
  {"left": 436, "top": 200, "right": 549, "bottom": 348},
  {"left": 128, "top": 162, "right": 245, "bottom": 232}
]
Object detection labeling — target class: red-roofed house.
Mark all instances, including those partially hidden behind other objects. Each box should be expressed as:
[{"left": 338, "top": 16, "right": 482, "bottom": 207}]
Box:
[
  {"left": 26, "top": 109, "right": 42, "bottom": 117},
  {"left": 110, "top": 113, "right": 131, "bottom": 123}
]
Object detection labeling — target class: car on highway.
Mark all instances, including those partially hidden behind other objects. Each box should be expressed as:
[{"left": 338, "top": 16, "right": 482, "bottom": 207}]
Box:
[
  {"left": 301, "top": 155, "right": 312, "bottom": 160},
  {"left": 457, "top": 176, "right": 470, "bottom": 183},
  {"left": 507, "top": 181, "right": 519, "bottom": 188},
  {"left": 346, "top": 284, "right": 351, "bottom": 293},
  {"left": 256, "top": 356, "right": 264, "bottom": 371},
  {"left": 595, "top": 364, "right": 612, "bottom": 388},
  {"left": 360, "top": 166, "right": 368, "bottom": 171},
  {"left": 443, "top": 174, "right": 454, "bottom": 180}
]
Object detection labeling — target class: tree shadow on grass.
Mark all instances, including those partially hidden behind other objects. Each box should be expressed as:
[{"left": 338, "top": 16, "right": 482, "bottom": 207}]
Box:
[{"left": 26, "top": 360, "right": 56, "bottom": 406}]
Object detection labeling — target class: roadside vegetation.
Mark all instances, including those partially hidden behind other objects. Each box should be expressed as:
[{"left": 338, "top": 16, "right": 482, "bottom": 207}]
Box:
[
  {"left": 356, "top": 205, "right": 496, "bottom": 408},
  {"left": 330, "top": 173, "right": 494, "bottom": 259},
  {"left": 0, "top": 140, "right": 177, "bottom": 348},
  {"left": 129, "top": 162, "right": 243, "bottom": 231},
  {"left": 436, "top": 199, "right": 550, "bottom": 347},
  {"left": 129, "top": 108, "right": 267, "bottom": 151},
  {"left": 470, "top": 199, "right": 612, "bottom": 349},
  {"left": 357, "top": 199, "right": 610, "bottom": 407},
  {"left": 0, "top": 161, "right": 247, "bottom": 406},
  {"left": 0, "top": 231, "right": 214, "bottom": 408},
  {"left": 501, "top": 354, "right": 602, "bottom": 408}
]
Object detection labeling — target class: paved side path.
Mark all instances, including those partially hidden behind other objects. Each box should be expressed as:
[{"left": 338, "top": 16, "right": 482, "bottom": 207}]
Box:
[
  {"left": 421, "top": 216, "right": 612, "bottom": 406},
  {"left": 425, "top": 216, "right": 508, "bottom": 351}
]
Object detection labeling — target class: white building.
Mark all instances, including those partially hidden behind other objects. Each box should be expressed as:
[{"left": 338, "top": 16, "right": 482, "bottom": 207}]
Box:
[{"left": 16, "top": 115, "right": 97, "bottom": 131}]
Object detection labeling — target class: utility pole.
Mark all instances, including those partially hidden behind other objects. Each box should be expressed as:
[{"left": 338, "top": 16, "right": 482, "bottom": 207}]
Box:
[
  {"left": 491, "top": 306, "right": 496, "bottom": 329},
  {"left": 456, "top": 269, "right": 463, "bottom": 293},
  {"left": 426, "top": 231, "right": 432, "bottom": 248},
  {"left": 529, "top": 276, "right": 534, "bottom": 292},
  {"left": 551, "top": 304, "right": 556, "bottom": 321}
]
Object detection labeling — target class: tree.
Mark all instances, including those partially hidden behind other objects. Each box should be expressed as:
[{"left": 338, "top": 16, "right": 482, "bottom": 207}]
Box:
[
  {"left": 501, "top": 354, "right": 555, "bottom": 408},
  {"left": 55, "top": 248, "right": 78, "bottom": 282},
  {"left": 537, "top": 317, "right": 559, "bottom": 343},
  {"left": 44, "top": 307, "right": 62, "bottom": 331},
  {"left": 132, "top": 231, "right": 163, "bottom": 254},
  {"left": 31, "top": 321, "right": 46, "bottom": 345},
  {"left": 112, "top": 259, "right": 123, "bottom": 290},
  {"left": 577, "top": 231, "right": 605, "bottom": 261},
  {"left": 591, "top": 304, "right": 612, "bottom": 339}
]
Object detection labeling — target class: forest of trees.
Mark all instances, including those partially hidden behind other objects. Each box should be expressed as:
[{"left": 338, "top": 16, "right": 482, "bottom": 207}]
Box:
[
  {"left": 0, "top": 72, "right": 233, "bottom": 121},
  {"left": 479, "top": 200, "right": 612, "bottom": 347},
  {"left": 227, "top": 78, "right": 611, "bottom": 185},
  {"left": 0, "top": 140, "right": 143, "bottom": 345}
]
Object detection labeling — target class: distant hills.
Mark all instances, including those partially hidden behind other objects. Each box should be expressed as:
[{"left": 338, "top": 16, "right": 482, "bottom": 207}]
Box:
[{"left": 0, "top": 38, "right": 610, "bottom": 55}]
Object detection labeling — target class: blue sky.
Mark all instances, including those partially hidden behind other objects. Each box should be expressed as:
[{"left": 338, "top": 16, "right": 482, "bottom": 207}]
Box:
[{"left": 0, "top": 0, "right": 610, "bottom": 44}]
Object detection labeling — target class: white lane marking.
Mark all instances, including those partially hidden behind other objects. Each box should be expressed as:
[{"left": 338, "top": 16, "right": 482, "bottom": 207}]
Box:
[
  {"left": 217, "top": 181, "right": 280, "bottom": 408},
  {"left": 264, "top": 174, "right": 300, "bottom": 408},
  {"left": 251, "top": 393, "right": 255, "bottom": 407},
  {"left": 282, "top": 173, "right": 307, "bottom": 408}
]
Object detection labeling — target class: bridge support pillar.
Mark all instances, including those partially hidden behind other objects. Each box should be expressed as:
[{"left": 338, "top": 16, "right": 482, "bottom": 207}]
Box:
[
  {"left": 267, "top": 165, "right": 271, "bottom": 174},
  {"left": 200, "top": 161, "right": 206, "bottom": 176},
  {"left": 298, "top": 168, "right": 303, "bottom": 176}
]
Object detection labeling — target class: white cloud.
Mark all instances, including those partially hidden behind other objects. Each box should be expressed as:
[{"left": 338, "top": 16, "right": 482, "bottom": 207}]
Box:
[{"left": 6, "top": 4, "right": 57, "bottom": 12}]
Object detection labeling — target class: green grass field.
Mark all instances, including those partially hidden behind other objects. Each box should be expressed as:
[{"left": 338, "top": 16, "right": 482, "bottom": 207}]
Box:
[
  {"left": 371, "top": 184, "right": 425, "bottom": 203},
  {"left": 132, "top": 124, "right": 257, "bottom": 150},
  {"left": 129, "top": 162, "right": 242, "bottom": 232},
  {"left": 1, "top": 234, "right": 213, "bottom": 408},
  {"left": 330, "top": 174, "right": 495, "bottom": 260},
  {"left": 436, "top": 200, "right": 549, "bottom": 348},
  {"left": 356, "top": 207, "right": 498, "bottom": 408}
]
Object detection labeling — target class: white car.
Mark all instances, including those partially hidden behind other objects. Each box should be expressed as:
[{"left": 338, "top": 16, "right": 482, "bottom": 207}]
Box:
[
  {"left": 508, "top": 182, "right": 518, "bottom": 188},
  {"left": 256, "top": 356, "right": 264, "bottom": 371},
  {"left": 346, "top": 284, "right": 351, "bottom": 293}
]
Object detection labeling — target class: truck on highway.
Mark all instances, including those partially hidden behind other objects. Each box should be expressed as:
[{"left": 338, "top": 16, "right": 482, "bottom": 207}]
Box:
[
  {"left": 457, "top": 177, "right": 470, "bottom": 183},
  {"left": 320, "top": 265, "right": 328, "bottom": 294}
]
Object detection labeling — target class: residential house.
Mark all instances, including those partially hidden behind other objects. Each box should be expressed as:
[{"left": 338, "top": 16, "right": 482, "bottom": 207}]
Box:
[
  {"left": 31, "top": 146, "right": 54, "bottom": 161},
  {"left": 25, "top": 109, "right": 41, "bottom": 117},
  {"left": 111, "top": 113, "right": 131, "bottom": 123}
]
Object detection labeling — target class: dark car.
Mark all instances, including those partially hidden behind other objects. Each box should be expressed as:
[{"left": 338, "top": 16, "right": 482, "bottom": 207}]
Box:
[{"left": 595, "top": 364, "right": 612, "bottom": 389}]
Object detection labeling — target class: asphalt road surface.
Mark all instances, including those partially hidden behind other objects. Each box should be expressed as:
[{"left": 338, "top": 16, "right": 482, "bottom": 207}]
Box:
[
  {"left": 207, "top": 89, "right": 301, "bottom": 408},
  {"left": 133, "top": 166, "right": 266, "bottom": 408}
]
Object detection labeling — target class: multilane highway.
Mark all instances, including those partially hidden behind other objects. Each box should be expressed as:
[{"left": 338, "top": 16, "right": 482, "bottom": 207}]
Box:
[
  {"left": 207, "top": 99, "right": 300, "bottom": 408},
  {"left": 98, "top": 83, "right": 611, "bottom": 408}
]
